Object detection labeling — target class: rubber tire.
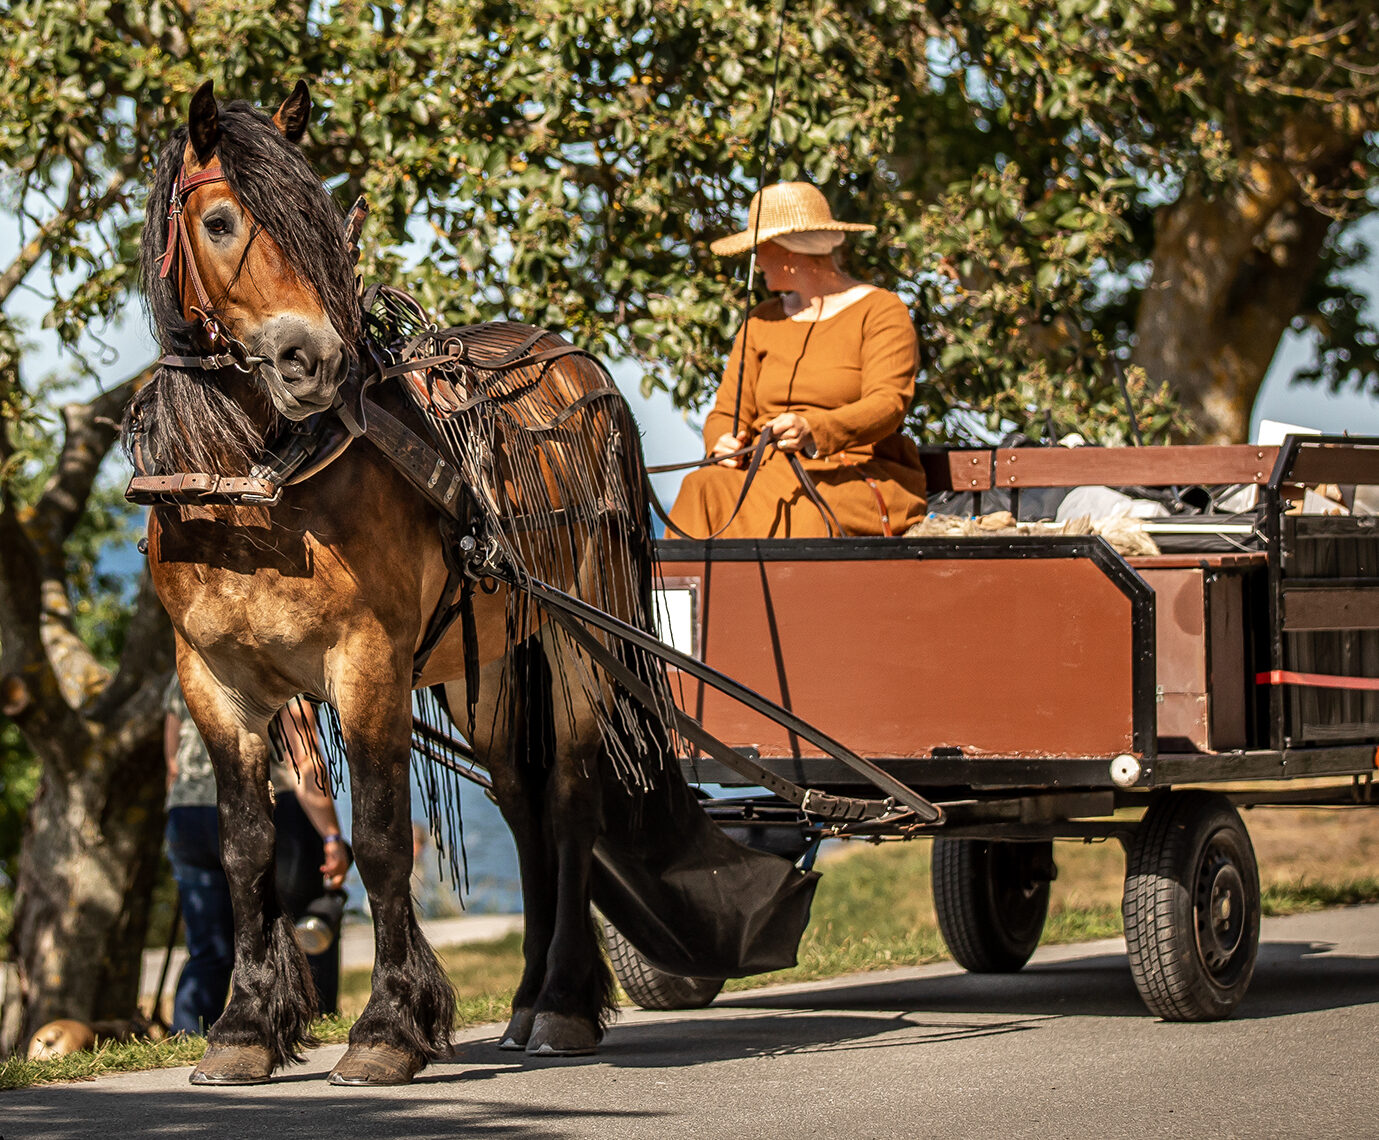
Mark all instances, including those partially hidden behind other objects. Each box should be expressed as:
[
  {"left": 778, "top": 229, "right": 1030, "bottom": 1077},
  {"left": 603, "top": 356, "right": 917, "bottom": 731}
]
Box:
[
  {"left": 600, "top": 917, "right": 725, "bottom": 1011},
  {"left": 1123, "top": 790, "right": 1261, "bottom": 1022},
  {"left": 931, "top": 838, "right": 1053, "bottom": 973}
]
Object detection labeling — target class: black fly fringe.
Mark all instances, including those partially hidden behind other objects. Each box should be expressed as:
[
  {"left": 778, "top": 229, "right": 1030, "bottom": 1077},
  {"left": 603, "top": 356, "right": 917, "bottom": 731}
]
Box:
[
  {"left": 267, "top": 696, "right": 347, "bottom": 799},
  {"left": 410, "top": 686, "right": 478, "bottom": 894},
  {"left": 365, "top": 289, "right": 680, "bottom": 795}
]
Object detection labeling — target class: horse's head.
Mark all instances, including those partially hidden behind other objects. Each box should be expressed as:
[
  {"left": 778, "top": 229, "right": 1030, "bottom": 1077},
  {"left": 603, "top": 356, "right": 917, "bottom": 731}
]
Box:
[{"left": 143, "top": 80, "right": 360, "bottom": 423}]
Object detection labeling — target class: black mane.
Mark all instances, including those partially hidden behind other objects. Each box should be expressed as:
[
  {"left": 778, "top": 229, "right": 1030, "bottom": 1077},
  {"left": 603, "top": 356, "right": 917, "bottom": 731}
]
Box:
[{"left": 125, "top": 100, "right": 360, "bottom": 474}]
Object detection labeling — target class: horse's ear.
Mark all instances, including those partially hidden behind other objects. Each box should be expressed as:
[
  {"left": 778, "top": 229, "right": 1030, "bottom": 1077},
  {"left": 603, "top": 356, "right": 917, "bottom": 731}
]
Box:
[
  {"left": 273, "top": 80, "right": 312, "bottom": 144},
  {"left": 187, "top": 80, "right": 220, "bottom": 163}
]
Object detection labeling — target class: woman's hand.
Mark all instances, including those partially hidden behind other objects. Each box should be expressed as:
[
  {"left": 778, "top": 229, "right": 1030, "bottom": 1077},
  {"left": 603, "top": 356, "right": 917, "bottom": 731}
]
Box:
[
  {"left": 766, "top": 412, "right": 815, "bottom": 456},
  {"left": 320, "top": 835, "right": 351, "bottom": 890},
  {"left": 710, "top": 429, "right": 751, "bottom": 468}
]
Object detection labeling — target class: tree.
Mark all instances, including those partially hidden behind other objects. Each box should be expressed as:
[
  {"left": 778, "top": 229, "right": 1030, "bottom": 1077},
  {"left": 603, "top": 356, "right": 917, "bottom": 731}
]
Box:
[
  {"left": 1, "top": 0, "right": 1373, "bottom": 1048},
  {"left": 887, "top": 1, "right": 1378, "bottom": 443}
]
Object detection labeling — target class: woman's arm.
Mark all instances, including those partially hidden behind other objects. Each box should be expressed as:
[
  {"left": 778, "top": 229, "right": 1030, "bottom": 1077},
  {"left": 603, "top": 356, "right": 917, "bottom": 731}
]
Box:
[
  {"left": 807, "top": 295, "right": 919, "bottom": 458},
  {"left": 702, "top": 321, "right": 761, "bottom": 468},
  {"left": 276, "top": 701, "right": 350, "bottom": 889},
  {"left": 164, "top": 712, "right": 181, "bottom": 794}
]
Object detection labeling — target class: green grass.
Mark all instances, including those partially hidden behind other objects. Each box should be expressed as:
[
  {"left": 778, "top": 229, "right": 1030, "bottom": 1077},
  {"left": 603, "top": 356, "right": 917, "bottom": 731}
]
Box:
[
  {"left": 8, "top": 844, "right": 1379, "bottom": 1090},
  {"left": 0, "top": 1033, "right": 209, "bottom": 1091},
  {"left": 1262, "top": 877, "right": 1379, "bottom": 914}
]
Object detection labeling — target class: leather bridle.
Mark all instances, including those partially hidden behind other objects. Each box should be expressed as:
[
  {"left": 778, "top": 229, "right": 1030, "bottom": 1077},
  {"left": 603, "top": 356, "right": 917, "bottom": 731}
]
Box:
[{"left": 156, "top": 164, "right": 269, "bottom": 375}]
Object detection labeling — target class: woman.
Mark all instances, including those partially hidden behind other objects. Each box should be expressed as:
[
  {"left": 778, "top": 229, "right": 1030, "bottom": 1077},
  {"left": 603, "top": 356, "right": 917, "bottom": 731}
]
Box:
[{"left": 669, "top": 182, "right": 926, "bottom": 539}]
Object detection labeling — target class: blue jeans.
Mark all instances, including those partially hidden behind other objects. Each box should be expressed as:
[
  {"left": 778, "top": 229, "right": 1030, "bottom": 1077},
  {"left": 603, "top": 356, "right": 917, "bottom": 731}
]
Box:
[
  {"left": 166, "top": 806, "right": 234, "bottom": 1036},
  {"left": 166, "top": 797, "right": 342, "bottom": 1036}
]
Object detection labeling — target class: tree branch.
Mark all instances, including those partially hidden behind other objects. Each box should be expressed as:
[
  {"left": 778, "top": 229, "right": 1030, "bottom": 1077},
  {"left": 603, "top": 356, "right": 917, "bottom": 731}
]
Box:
[
  {"left": 0, "top": 171, "right": 129, "bottom": 309},
  {"left": 31, "top": 366, "right": 152, "bottom": 555},
  {"left": 90, "top": 564, "right": 173, "bottom": 734},
  {"left": 0, "top": 494, "right": 88, "bottom": 767}
]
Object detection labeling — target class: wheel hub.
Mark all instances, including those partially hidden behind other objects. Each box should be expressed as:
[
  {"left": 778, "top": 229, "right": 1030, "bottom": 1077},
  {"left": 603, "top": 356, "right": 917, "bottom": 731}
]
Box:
[{"left": 1195, "top": 845, "right": 1246, "bottom": 974}]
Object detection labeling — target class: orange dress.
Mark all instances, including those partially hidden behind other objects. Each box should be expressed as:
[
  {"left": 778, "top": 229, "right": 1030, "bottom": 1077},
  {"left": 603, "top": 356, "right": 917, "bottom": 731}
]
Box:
[{"left": 669, "top": 289, "right": 927, "bottom": 538}]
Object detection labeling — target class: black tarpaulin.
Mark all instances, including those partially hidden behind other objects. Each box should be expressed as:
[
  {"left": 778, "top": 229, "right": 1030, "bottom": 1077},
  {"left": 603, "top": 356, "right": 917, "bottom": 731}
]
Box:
[{"left": 590, "top": 774, "right": 818, "bottom": 979}]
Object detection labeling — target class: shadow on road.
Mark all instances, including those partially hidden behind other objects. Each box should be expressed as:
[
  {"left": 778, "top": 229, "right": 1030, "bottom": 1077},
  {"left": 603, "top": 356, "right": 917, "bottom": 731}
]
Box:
[
  {"left": 718, "top": 938, "right": 1379, "bottom": 1023},
  {"left": 3, "top": 1087, "right": 663, "bottom": 1140}
]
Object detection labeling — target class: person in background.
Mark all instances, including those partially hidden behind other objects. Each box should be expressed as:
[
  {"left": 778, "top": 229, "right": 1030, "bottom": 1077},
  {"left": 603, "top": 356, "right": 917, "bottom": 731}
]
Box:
[
  {"left": 164, "top": 684, "right": 350, "bottom": 1035},
  {"left": 670, "top": 181, "right": 927, "bottom": 539}
]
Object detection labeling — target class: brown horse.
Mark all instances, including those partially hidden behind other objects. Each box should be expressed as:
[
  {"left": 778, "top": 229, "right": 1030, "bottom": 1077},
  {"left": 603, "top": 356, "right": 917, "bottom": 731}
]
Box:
[{"left": 129, "top": 80, "right": 678, "bottom": 1085}]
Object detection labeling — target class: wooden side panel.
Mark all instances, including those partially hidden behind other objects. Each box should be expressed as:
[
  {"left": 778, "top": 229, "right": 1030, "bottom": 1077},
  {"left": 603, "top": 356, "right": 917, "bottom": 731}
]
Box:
[
  {"left": 1139, "top": 569, "right": 1209, "bottom": 752},
  {"left": 1131, "top": 568, "right": 1249, "bottom": 753},
  {"left": 919, "top": 449, "right": 993, "bottom": 492},
  {"left": 657, "top": 556, "right": 1136, "bottom": 760},
  {"left": 995, "top": 444, "right": 1278, "bottom": 489},
  {"left": 1208, "top": 573, "right": 1248, "bottom": 751}
]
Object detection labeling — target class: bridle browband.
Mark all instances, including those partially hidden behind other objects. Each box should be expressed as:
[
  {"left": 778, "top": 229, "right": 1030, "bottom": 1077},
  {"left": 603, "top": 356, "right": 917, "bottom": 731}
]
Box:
[{"left": 156, "top": 163, "right": 269, "bottom": 374}]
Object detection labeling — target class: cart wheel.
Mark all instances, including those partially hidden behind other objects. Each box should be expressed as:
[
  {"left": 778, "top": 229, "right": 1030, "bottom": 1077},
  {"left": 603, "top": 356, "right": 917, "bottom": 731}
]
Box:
[
  {"left": 600, "top": 916, "right": 725, "bottom": 1011},
  {"left": 1123, "top": 790, "right": 1260, "bottom": 1022},
  {"left": 931, "top": 838, "right": 1054, "bottom": 973}
]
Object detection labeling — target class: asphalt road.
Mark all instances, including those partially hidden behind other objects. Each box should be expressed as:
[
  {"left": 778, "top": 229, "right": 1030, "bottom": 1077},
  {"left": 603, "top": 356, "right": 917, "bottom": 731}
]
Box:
[{"left": 8, "top": 905, "right": 1379, "bottom": 1139}]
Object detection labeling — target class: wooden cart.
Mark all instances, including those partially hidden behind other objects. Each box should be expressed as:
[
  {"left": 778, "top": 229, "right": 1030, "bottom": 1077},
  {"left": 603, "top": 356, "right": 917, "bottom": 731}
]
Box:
[{"left": 628, "top": 434, "right": 1379, "bottom": 1020}]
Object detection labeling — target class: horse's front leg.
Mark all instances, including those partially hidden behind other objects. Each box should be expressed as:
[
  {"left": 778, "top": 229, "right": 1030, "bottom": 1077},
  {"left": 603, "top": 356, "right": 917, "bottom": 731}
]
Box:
[
  {"left": 182, "top": 658, "right": 318, "bottom": 1086},
  {"left": 328, "top": 651, "right": 455, "bottom": 1086}
]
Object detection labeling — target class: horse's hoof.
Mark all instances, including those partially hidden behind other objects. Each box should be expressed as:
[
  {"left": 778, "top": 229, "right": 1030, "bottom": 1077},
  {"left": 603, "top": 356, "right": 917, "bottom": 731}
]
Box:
[
  {"left": 328, "top": 1043, "right": 424, "bottom": 1086},
  {"left": 525, "top": 1012, "right": 599, "bottom": 1057},
  {"left": 499, "top": 1007, "right": 535, "bottom": 1051},
  {"left": 189, "top": 1043, "right": 273, "bottom": 1085}
]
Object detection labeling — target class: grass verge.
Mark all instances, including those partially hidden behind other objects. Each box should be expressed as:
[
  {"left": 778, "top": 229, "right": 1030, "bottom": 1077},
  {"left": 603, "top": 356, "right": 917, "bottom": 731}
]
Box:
[{"left": 7, "top": 832, "right": 1379, "bottom": 1090}]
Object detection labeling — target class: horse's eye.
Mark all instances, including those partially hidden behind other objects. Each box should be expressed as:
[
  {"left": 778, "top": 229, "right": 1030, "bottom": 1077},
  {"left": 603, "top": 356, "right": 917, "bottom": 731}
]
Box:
[{"left": 204, "top": 216, "right": 231, "bottom": 236}]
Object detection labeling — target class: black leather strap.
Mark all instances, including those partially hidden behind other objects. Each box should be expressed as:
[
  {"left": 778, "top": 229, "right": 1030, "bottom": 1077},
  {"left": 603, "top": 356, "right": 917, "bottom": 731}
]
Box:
[{"left": 334, "top": 389, "right": 464, "bottom": 520}]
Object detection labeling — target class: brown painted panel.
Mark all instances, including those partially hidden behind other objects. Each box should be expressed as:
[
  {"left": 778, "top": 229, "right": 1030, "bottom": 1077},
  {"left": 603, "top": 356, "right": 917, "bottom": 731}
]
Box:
[
  {"left": 1287, "top": 444, "right": 1379, "bottom": 487},
  {"left": 1127, "top": 553, "right": 1267, "bottom": 571},
  {"left": 657, "top": 556, "right": 1136, "bottom": 759},
  {"left": 993, "top": 445, "right": 1278, "bottom": 489},
  {"left": 1208, "top": 574, "right": 1248, "bottom": 750},
  {"left": 1283, "top": 587, "right": 1379, "bottom": 631},
  {"left": 1140, "top": 569, "right": 1209, "bottom": 751}
]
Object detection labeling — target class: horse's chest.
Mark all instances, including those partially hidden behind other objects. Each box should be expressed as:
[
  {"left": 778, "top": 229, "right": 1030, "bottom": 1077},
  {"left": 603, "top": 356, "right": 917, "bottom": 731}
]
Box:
[
  {"left": 154, "top": 525, "right": 369, "bottom": 654},
  {"left": 180, "top": 573, "right": 338, "bottom": 652}
]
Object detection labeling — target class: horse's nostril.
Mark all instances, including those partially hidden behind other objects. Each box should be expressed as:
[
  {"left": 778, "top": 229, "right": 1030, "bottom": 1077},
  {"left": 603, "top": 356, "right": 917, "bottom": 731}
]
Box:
[{"left": 276, "top": 344, "right": 315, "bottom": 379}]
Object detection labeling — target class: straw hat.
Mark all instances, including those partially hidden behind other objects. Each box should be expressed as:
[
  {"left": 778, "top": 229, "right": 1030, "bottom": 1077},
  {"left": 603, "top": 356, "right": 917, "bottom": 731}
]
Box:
[{"left": 709, "top": 182, "right": 875, "bottom": 256}]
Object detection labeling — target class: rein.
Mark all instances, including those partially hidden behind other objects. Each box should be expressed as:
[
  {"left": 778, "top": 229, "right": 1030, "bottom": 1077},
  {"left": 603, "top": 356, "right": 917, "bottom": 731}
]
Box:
[{"left": 646, "top": 434, "right": 845, "bottom": 540}]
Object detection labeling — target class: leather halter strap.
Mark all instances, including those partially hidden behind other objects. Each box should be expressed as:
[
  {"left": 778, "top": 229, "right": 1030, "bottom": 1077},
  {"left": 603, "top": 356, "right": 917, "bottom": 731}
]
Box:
[{"left": 155, "top": 165, "right": 266, "bottom": 373}]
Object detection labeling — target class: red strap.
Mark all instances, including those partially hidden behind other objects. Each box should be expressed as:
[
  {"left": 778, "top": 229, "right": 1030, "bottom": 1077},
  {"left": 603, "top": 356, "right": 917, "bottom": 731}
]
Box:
[
  {"left": 862, "top": 476, "right": 893, "bottom": 537},
  {"left": 1255, "top": 669, "right": 1379, "bottom": 691}
]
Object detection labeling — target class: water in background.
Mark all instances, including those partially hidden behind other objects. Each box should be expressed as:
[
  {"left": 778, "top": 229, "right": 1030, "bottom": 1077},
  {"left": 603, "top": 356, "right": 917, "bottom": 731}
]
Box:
[{"left": 409, "top": 772, "right": 522, "bottom": 917}]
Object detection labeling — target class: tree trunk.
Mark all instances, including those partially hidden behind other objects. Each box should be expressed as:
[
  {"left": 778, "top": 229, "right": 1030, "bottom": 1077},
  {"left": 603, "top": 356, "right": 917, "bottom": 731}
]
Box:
[
  {"left": 3, "top": 727, "right": 166, "bottom": 1053},
  {"left": 1134, "top": 115, "right": 1361, "bottom": 443},
  {"left": 0, "top": 371, "right": 172, "bottom": 1057}
]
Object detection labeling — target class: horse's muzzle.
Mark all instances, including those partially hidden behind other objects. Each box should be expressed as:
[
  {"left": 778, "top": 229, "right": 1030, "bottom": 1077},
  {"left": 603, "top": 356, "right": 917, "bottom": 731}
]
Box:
[{"left": 256, "top": 315, "right": 347, "bottom": 419}]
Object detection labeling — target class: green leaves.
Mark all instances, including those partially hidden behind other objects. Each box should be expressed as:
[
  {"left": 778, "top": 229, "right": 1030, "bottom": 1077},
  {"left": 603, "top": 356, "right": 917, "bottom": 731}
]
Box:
[{"left": 0, "top": 0, "right": 1372, "bottom": 449}]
